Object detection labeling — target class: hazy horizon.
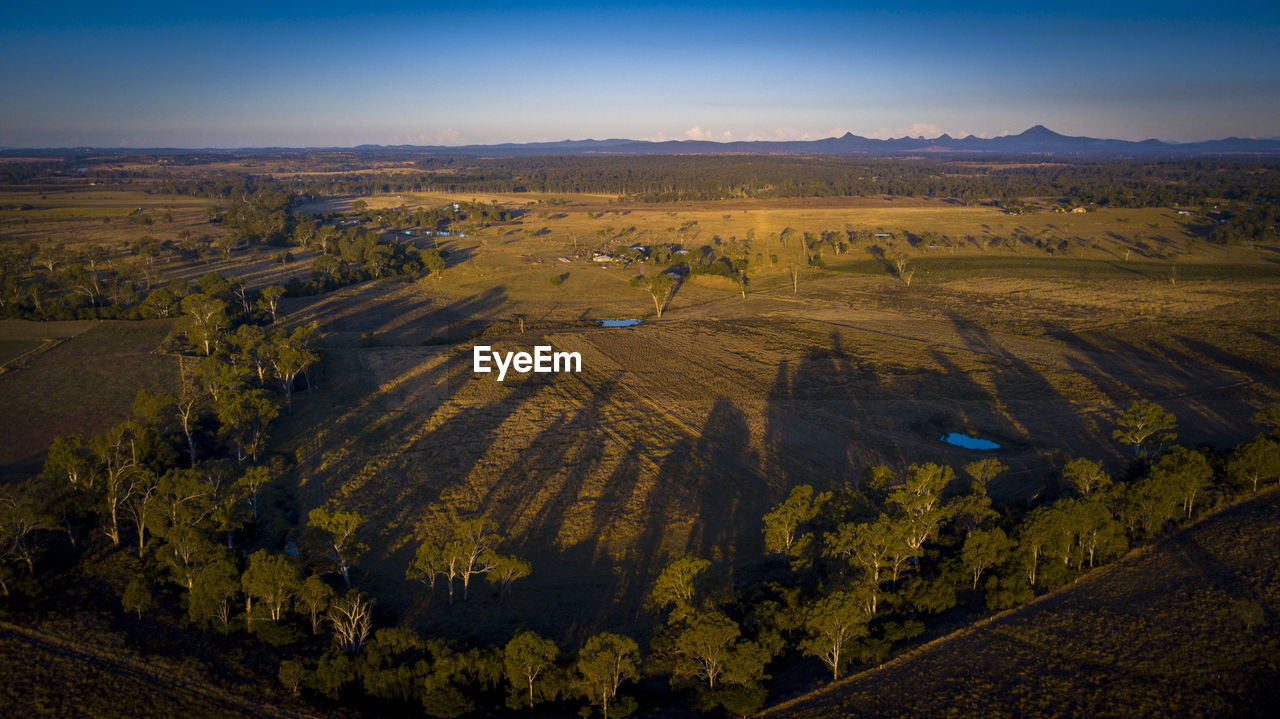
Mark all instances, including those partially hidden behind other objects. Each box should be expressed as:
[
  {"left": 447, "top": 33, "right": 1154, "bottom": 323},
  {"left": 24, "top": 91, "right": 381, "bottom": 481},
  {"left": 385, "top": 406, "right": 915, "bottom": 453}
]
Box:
[
  {"left": 3, "top": 1, "right": 1278, "bottom": 148},
  {"left": 6, "top": 123, "right": 1280, "bottom": 152}
]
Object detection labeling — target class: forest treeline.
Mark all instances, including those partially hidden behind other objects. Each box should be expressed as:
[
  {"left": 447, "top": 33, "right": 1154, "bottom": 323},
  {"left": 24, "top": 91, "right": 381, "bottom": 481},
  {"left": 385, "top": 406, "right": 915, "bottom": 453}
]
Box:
[
  {"left": 4, "top": 366, "right": 1279, "bottom": 716},
  {"left": 142, "top": 156, "right": 1280, "bottom": 208},
  {"left": 7, "top": 154, "right": 1279, "bottom": 209}
]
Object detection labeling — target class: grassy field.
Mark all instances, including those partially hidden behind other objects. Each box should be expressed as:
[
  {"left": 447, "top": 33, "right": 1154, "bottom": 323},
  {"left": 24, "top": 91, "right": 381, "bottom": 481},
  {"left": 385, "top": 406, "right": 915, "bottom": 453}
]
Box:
[
  {"left": 765, "top": 487, "right": 1280, "bottom": 718},
  {"left": 0, "top": 319, "right": 177, "bottom": 474},
  {"left": 0, "top": 189, "right": 225, "bottom": 252},
  {"left": 264, "top": 203, "right": 1280, "bottom": 646},
  {"left": 309, "top": 190, "right": 1229, "bottom": 263},
  {"left": 0, "top": 183, "right": 1276, "bottom": 713}
]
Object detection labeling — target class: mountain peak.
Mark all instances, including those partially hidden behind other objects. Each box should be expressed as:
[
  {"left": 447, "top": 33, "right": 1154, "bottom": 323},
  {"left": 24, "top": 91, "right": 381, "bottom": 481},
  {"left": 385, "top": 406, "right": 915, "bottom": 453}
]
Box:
[{"left": 1019, "top": 124, "right": 1061, "bottom": 138}]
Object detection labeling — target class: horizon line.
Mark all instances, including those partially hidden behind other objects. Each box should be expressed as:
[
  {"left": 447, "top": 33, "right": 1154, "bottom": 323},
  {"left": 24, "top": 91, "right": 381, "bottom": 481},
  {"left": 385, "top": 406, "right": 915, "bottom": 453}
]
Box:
[{"left": 3, "top": 125, "right": 1280, "bottom": 152}]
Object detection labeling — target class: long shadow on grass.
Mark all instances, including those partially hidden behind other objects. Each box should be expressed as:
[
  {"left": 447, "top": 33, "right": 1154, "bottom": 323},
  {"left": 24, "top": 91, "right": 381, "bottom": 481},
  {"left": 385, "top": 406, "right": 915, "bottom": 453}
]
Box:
[
  {"left": 942, "top": 310, "right": 1098, "bottom": 489},
  {"left": 763, "top": 335, "right": 870, "bottom": 493}
]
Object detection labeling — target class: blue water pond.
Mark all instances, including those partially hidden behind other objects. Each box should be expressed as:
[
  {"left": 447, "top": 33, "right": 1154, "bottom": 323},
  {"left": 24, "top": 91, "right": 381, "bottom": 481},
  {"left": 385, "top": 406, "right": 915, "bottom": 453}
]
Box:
[
  {"left": 940, "top": 432, "right": 1001, "bottom": 450},
  {"left": 598, "top": 319, "right": 641, "bottom": 327}
]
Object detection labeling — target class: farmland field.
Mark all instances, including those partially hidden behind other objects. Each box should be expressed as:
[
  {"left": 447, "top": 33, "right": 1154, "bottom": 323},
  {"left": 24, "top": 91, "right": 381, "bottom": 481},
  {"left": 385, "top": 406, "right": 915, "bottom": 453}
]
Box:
[
  {"left": 0, "top": 319, "right": 177, "bottom": 473},
  {"left": 270, "top": 234, "right": 1280, "bottom": 644},
  {"left": 2, "top": 154, "right": 1279, "bottom": 717}
]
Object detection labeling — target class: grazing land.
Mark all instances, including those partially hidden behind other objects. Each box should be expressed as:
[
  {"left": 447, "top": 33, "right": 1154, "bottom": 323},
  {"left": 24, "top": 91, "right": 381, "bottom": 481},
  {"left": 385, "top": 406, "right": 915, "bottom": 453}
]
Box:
[
  {"left": 0, "top": 319, "right": 176, "bottom": 473},
  {"left": 1, "top": 153, "right": 1278, "bottom": 717}
]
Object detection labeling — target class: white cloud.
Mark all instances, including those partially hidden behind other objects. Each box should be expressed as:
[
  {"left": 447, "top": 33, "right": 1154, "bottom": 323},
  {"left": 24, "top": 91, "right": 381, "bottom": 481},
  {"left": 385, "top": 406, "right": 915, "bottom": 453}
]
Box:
[
  {"left": 640, "top": 127, "right": 734, "bottom": 143},
  {"left": 740, "top": 127, "right": 854, "bottom": 142},
  {"left": 394, "top": 129, "right": 466, "bottom": 146}
]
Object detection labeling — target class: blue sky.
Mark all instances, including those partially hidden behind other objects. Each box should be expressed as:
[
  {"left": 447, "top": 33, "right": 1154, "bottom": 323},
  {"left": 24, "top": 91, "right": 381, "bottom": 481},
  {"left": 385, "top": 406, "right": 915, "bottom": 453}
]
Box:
[{"left": 2, "top": 1, "right": 1278, "bottom": 147}]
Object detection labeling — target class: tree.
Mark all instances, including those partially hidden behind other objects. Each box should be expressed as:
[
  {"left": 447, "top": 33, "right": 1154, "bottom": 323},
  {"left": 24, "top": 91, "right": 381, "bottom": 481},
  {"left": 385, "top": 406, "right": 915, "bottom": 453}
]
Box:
[
  {"left": 1251, "top": 405, "right": 1280, "bottom": 435},
  {"left": 1227, "top": 437, "right": 1280, "bottom": 492},
  {"left": 298, "top": 574, "right": 336, "bottom": 634},
  {"left": 189, "top": 559, "right": 240, "bottom": 632},
  {"left": 422, "top": 248, "right": 446, "bottom": 275},
  {"left": 650, "top": 556, "right": 710, "bottom": 620},
  {"left": 801, "top": 590, "right": 871, "bottom": 681},
  {"left": 175, "top": 358, "right": 203, "bottom": 465},
  {"left": 158, "top": 523, "right": 218, "bottom": 591},
  {"left": 504, "top": 631, "right": 559, "bottom": 709},
  {"left": 889, "top": 463, "right": 953, "bottom": 518},
  {"left": 308, "top": 506, "right": 366, "bottom": 588},
  {"left": 258, "top": 284, "right": 286, "bottom": 323},
  {"left": 781, "top": 229, "right": 806, "bottom": 294},
  {"left": 962, "top": 527, "right": 1011, "bottom": 589},
  {"left": 963, "top": 458, "right": 1007, "bottom": 493},
  {"left": 892, "top": 255, "right": 914, "bottom": 286},
  {"left": 229, "top": 324, "right": 270, "bottom": 383},
  {"left": 180, "top": 293, "right": 229, "bottom": 355},
  {"left": 1062, "top": 457, "right": 1111, "bottom": 496},
  {"left": 454, "top": 518, "right": 500, "bottom": 602},
  {"left": 122, "top": 577, "right": 152, "bottom": 619},
  {"left": 1112, "top": 400, "right": 1177, "bottom": 457},
  {"left": 242, "top": 550, "right": 299, "bottom": 625},
  {"left": 946, "top": 491, "right": 998, "bottom": 536},
  {"left": 1063, "top": 499, "right": 1126, "bottom": 568},
  {"left": 666, "top": 611, "right": 768, "bottom": 694},
  {"left": 762, "top": 484, "right": 824, "bottom": 566},
  {"left": 889, "top": 464, "right": 952, "bottom": 556},
  {"left": 279, "top": 660, "right": 305, "bottom": 696},
  {"left": 575, "top": 633, "right": 639, "bottom": 719},
  {"left": 1019, "top": 506, "right": 1071, "bottom": 586},
  {"left": 633, "top": 272, "right": 674, "bottom": 318},
  {"left": 329, "top": 591, "right": 374, "bottom": 653},
  {"left": 823, "top": 516, "right": 898, "bottom": 613},
  {"left": 269, "top": 327, "right": 319, "bottom": 409},
  {"left": 1150, "top": 446, "right": 1213, "bottom": 518},
  {"left": 1112, "top": 473, "right": 1181, "bottom": 538},
  {"left": 236, "top": 465, "right": 272, "bottom": 521},
  {"left": 122, "top": 469, "right": 160, "bottom": 557},
  {"left": 95, "top": 423, "right": 145, "bottom": 547},
  {"left": 485, "top": 554, "right": 531, "bottom": 600},
  {"left": 215, "top": 389, "right": 278, "bottom": 462},
  {"left": 0, "top": 489, "right": 52, "bottom": 575},
  {"left": 407, "top": 538, "right": 450, "bottom": 595},
  {"left": 42, "top": 435, "right": 95, "bottom": 487}
]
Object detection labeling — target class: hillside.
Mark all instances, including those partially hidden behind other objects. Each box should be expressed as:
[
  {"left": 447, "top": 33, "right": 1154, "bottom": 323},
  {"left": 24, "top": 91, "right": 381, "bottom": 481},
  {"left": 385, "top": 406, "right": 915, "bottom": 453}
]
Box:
[{"left": 765, "top": 489, "right": 1280, "bottom": 718}]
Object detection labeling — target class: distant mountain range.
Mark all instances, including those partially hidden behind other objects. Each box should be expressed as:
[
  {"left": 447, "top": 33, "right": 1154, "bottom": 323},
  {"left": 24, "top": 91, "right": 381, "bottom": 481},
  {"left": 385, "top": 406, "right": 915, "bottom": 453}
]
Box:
[
  {"left": 351, "top": 125, "right": 1280, "bottom": 158},
  {"left": 6, "top": 126, "right": 1280, "bottom": 157}
]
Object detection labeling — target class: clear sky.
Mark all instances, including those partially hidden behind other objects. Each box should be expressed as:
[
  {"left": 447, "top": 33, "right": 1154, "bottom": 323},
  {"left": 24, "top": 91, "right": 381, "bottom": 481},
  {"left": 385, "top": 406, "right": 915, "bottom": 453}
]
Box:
[{"left": 2, "top": 1, "right": 1278, "bottom": 147}]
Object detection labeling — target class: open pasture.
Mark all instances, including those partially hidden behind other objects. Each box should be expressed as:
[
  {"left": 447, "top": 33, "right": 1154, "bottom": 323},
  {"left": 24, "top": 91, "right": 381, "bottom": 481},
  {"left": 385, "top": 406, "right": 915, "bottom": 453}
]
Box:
[
  {"left": 313, "top": 190, "right": 1230, "bottom": 265},
  {"left": 0, "top": 189, "right": 224, "bottom": 251},
  {"left": 0, "top": 319, "right": 177, "bottom": 474},
  {"left": 269, "top": 232, "right": 1280, "bottom": 644}
]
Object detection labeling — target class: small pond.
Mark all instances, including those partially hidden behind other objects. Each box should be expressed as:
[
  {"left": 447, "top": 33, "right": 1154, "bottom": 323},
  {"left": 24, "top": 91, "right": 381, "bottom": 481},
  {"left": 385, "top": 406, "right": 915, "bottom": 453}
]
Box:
[
  {"left": 940, "top": 432, "right": 1000, "bottom": 450},
  {"left": 598, "top": 319, "right": 641, "bottom": 327}
]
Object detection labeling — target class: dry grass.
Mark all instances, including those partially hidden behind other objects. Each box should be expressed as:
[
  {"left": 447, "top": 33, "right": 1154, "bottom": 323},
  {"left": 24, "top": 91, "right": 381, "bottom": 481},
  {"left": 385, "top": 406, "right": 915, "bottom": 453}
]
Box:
[
  {"left": 0, "top": 320, "right": 177, "bottom": 473},
  {"left": 267, "top": 236, "right": 1280, "bottom": 644},
  {"left": 0, "top": 190, "right": 225, "bottom": 252},
  {"left": 766, "top": 488, "right": 1280, "bottom": 718}
]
